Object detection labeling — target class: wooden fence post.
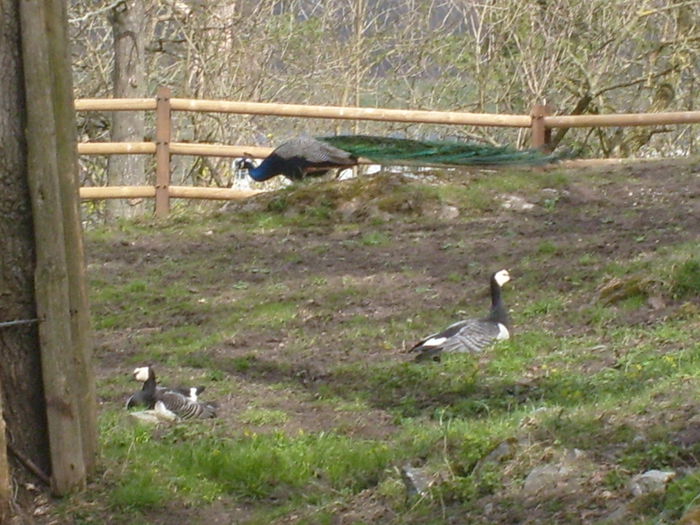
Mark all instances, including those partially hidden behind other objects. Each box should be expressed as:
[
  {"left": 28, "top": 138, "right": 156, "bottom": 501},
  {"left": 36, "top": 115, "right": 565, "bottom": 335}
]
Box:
[
  {"left": 155, "top": 86, "right": 172, "bottom": 217},
  {"left": 49, "top": 0, "right": 98, "bottom": 475},
  {"left": 20, "top": 0, "right": 91, "bottom": 495},
  {"left": 530, "top": 102, "right": 553, "bottom": 151}
]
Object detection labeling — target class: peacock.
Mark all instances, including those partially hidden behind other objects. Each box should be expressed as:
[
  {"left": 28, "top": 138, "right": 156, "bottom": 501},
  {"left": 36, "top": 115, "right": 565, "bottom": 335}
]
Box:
[
  {"left": 236, "top": 135, "right": 560, "bottom": 182},
  {"left": 235, "top": 136, "right": 357, "bottom": 181},
  {"left": 410, "top": 269, "right": 511, "bottom": 362},
  {"left": 126, "top": 365, "right": 217, "bottom": 420}
]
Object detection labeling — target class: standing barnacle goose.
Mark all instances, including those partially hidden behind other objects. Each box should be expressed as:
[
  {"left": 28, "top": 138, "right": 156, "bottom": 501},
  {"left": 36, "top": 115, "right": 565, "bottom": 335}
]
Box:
[
  {"left": 126, "top": 365, "right": 216, "bottom": 420},
  {"left": 410, "top": 269, "right": 511, "bottom": 362}
]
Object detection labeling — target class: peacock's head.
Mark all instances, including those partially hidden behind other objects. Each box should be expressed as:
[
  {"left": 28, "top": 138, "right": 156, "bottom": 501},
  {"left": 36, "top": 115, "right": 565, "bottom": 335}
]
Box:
[{"left": 234, "top": 157, "right": 256, "bottom": 173}]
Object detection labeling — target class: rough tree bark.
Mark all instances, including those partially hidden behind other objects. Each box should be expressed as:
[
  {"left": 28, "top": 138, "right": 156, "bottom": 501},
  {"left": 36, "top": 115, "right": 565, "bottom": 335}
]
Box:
[
  {"left": 107, "top": 0, "right": 147, "bottom": 220},
  {"left": 0, "top": 0, "right": 53, "bottom": 508}
]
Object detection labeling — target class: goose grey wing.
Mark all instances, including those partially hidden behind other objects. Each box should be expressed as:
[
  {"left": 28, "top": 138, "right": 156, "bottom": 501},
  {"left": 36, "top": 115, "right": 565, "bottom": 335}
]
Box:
[
  {"left": 411, "top": 318, "right": 503, "bottom": 361},
  {"left": 438, "top": 319, "right": 502, "bottom": 354},
  {"left": 410, "top": 320, "right": 472, "bottom": 361},
  {"left": 157, "top": 389, "right": 217, "bottom": 420}
]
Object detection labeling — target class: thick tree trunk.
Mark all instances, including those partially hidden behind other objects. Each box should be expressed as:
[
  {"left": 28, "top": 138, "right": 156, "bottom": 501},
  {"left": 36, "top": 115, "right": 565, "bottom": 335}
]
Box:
[
  {"left": 107, "top": 0, "right": 147, "bottom": 220},
  {"left": 0, "top": 0, "right": 52, "bottom": 503}
]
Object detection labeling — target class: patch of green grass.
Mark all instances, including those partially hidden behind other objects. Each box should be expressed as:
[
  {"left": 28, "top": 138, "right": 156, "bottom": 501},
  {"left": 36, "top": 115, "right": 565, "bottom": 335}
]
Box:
[
  {"left": 103, "top": 421, "right": 395, "bottom": 509},
  {"left": 619, "top": 439, "right": 683, "bottom": 472},
  {"left": 361, "top": 231, "right": 390, "bottom": 246},
  {"left": 601, "top": 243, "right": 700, "bottom": 303},
  {"left": 233, "top": 300, "right": 298, "bottom": 329},
  {"left": 438, "top": 184, "right": 494, "bottom": 212},
  {"left": 664, "top": 472, "right": 700, "bottom": 521},
  {"left": 142, "top": 327, "right": 223, "bottom": 363},
  {"left": 672, "top": 259, "right": 700, "bottom": 299},
  {"left": 239, "top": 408, "right": 289, "bottom": 426},
  {"left": 578, "top": 253, "right": 600, "bottom": 266},
  {"left": 518, "top": 297, "right": 567, "bottom": 318},
  {"left": 108, "top": 470, "right": 170, "bottom": 511},
  {"left": 324, "top": 356, "right": 479, "bottom": 416},
  {"left": 374, "top": 183, "right": 440, "bottom": 214},
  {"left": 537, "top": 240, "right": 559, "bottom": 255}
]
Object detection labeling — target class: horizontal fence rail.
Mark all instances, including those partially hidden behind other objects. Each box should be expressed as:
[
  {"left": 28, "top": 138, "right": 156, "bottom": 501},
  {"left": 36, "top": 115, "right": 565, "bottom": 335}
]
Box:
[
  {"left": 76, "top": 86, "right": 700, "bottom": 217},
  {"left": 78, "top": 185, "right": 262, "bottom": 200},
  {"left": 169, "top": 98, "right": 534, "bottom": 127},
  {"left": 545, "top": 111, "right": 700, "bottom": 128}
]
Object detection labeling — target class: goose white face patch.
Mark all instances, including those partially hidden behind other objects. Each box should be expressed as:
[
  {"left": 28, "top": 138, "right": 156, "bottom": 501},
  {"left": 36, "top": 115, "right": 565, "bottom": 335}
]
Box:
[
  {"left": 494, "top": 269, "right": 511, "bottom": 287},
  {"left": 423, "top": 337, "right": 447, "bottom": 347},
  {"left": 496, "top": 323, "right": 510, "bottom": 340},
  {"left": 133, "top": 366, "right": 150, "bottom": 382}
]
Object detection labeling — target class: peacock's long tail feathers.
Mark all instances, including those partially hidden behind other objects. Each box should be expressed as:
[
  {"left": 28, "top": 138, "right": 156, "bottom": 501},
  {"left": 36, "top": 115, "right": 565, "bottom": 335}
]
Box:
[{"left": 317, "top": 135, "right": 562, "bottom": 166}]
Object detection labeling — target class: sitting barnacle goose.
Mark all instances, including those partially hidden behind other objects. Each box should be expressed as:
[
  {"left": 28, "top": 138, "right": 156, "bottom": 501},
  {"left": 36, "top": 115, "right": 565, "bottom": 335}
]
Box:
[
  {"left": 126, "top": 365, "right": 216, "bottom": 420},
  {"left": 410, "top": 269, "right": 511, "bottom": 362},
  {"left": 126, "top": 366, "right": 205, "bottom": 406}
]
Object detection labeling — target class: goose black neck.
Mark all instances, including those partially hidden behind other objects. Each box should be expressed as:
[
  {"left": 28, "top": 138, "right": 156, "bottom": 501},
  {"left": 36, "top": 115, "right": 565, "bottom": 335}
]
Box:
[
  {"left": 141, "top": 367, "right": 157, "bottom": 395},
  {"left": 487, "top": 277, "right": 509, "bottom": 326}
]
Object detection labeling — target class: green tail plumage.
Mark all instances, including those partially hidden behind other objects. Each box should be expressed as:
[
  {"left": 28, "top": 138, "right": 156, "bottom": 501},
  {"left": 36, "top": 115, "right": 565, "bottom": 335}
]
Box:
[{"left": 318, "top": 135, "right": 561, "bottom": 166}]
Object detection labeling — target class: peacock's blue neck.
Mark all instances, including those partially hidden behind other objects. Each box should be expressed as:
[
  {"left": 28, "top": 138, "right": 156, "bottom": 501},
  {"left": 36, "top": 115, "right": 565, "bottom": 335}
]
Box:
[{"left": 248, "top": 160, "right": 277, "bottom": 181}]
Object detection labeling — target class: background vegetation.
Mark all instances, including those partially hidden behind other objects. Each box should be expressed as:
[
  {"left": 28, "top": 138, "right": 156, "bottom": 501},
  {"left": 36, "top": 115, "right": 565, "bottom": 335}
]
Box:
[{"left": 70, "top": 0, "right": 699, "bottom": 190}]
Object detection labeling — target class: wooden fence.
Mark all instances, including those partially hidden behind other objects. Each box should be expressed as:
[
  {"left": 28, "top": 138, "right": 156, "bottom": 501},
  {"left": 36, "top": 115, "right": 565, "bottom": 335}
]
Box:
[{"left": 76, "top": 86, "right": 700, "bottom": 217}]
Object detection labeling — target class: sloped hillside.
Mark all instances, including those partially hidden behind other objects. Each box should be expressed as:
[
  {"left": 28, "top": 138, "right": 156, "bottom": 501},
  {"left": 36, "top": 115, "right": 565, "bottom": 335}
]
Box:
[{"left": 40, "top": 159, "right": 700, "bottom": 524}]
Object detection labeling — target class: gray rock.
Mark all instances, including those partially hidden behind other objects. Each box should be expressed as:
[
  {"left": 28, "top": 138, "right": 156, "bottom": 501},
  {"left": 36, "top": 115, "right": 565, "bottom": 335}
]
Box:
[
  {"left": 400, "top": 465, "right": 434, "bottom": 497},
  {"left": 629, "top": 469, "right": 675, "bottom": 496},
  {"left": 438, "top": 205, "right": 460, "bottom": 220},
  {"left": 499, "top": 194, "right": 534, "bottom": 211},
  {"left": 522, "top": 449, "right": 589, "bottom": 496},
  {"left": 474, "top": 438, "right": 517, "bottom": 474}
]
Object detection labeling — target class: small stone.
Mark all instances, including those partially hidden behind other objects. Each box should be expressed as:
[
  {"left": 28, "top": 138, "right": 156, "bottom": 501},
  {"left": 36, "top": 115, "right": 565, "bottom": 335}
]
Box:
[
  {"left": 629, "top": 469, "right": 675, "bottom": 496},
  {"left": 474, "top": 438, "right": 517, "bottom": 474},
  {"left": 438, "top": 205, "right": 460, "bottom": 220},
  {"left": 647, "top": 295, "right": 666, "bottom": 310},
  {"left": 522, "top": 449, "right": 590, "bottom": 497},
  {"left": 33, "top": 505, "right": 50, "bottom": 517},
  {"left": 499, "top": 194, "right": 535, "bottom": 211},
  {"left": 523, "top": 463, "right": 572, "bottom": 495},
  {"left": 400, "top": 465, "right": 434, "bottom": 497}
]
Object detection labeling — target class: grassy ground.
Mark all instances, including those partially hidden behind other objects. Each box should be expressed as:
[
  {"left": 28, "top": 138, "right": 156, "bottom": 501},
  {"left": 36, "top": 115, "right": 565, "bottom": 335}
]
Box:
[{"left": 42, "top": 159, "right": 700, "bottom": 524}]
